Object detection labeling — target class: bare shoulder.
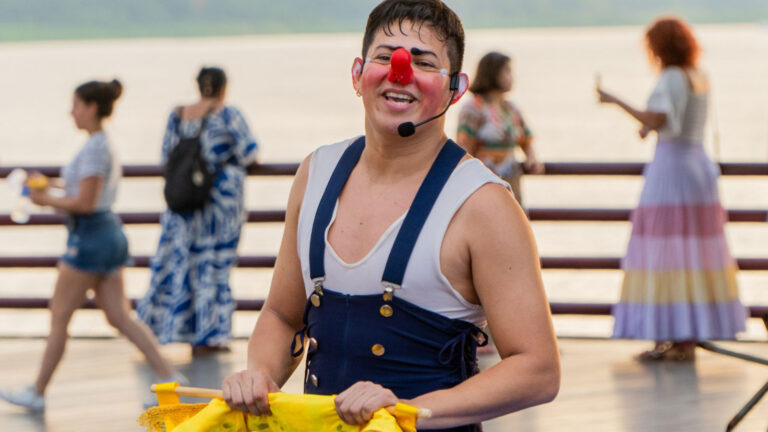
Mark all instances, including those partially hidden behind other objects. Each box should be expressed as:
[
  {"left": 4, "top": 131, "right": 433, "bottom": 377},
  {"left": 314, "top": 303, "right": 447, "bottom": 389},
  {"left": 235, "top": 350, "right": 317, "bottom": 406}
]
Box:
[
  {"left": 687, "top": 67, "right": 710, "bottom": 94},
  {"left": 454, "top": 181, "right": 526, "bottom": 234},
  {"left": 286, "top": 153, "right": 313, "bottom": 213}
]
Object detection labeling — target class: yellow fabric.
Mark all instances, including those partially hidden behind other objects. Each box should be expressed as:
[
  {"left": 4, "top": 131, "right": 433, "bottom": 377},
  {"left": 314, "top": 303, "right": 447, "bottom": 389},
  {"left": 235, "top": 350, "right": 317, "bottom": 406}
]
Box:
[
  {"left": 138, "top": 403, "right": 209, "bottom": 432},
  {"left": 621, "top": 267, "right": 740, "bottom": 304},
  {"left": 156, "top": 382, "right": 181, "bottom": 406},
  {"left": 175, "top": 399, "right": 249, "bottom": 432},
  {"left": 154, "top": 382, "right": 183, "bottom": 430},
  {"left": 390, "top": 403, "right": 418, "bottom": 432},
  {"left": 138, "top": 393, "right": 419, "bottom": 432}
]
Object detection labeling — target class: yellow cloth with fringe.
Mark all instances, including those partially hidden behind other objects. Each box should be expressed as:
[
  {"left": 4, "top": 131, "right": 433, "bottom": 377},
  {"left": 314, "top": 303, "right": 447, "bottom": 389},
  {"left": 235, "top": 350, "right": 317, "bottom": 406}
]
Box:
[{"left": 138, "top": 390, "right": 419, "bottom": 432}]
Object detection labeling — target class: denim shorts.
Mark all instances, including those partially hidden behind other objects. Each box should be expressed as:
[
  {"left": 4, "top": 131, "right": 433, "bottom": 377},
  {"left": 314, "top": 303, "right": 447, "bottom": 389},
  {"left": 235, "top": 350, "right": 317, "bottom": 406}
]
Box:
[{"left": 61, "top": 211, "right": 131, "bottom": 274}]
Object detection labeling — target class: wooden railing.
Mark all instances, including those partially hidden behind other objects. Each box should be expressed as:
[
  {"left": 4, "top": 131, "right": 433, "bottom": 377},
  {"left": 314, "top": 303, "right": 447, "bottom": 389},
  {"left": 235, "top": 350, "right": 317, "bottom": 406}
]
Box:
[{"left": 2, "top": 161, "right": 767, "bottom": 318}]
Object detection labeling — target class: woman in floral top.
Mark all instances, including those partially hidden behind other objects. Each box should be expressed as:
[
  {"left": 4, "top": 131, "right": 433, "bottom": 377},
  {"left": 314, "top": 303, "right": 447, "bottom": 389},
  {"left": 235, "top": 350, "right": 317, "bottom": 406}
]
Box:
[{"left": 457, "top": 52, "right": 543, "bottom": 202}]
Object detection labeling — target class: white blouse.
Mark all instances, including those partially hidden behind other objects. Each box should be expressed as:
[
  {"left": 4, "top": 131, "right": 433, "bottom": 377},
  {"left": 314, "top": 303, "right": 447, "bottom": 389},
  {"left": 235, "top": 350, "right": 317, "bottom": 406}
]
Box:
[{"left": 646, "top": 66, "right": 708, "bottom": 143}]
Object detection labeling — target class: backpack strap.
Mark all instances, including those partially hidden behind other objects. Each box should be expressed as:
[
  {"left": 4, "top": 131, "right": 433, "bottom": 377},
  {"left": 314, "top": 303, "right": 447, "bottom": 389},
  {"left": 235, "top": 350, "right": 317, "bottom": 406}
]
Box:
[
  {"left": 174, "top": 106, "right": 184, "bottom": 136},
  {"left": 174, "top": 105, "right": 216, "bottom": 138},
  {"left": 195, "top": 106, "right": 216, "bottom": 138},
  {"left": 173, "top": 105, "right": 226, "bottom": 180}
]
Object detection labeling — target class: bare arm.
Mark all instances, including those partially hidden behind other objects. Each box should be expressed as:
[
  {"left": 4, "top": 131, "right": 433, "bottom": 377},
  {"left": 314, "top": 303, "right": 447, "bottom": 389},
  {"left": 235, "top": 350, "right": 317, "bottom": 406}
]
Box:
[
  {"left": 245, "top": 156, "right": 310, "bottom": 382},
  {"left": 597, "top": 88, "right": 667, "bottom": 130},
  {"left": 223, "top": 154, "right": 312, "bottom": 413},
  {"left": 455, "top": 130, "right": 480, "bottom": 155},
  {"left": 409, "top": 184, "right": 560, "bottom": 428},
  {"left": 519, "top": 135, "right": 537, "bottom": 160},
  {"left": 518, "top": 135, "right": 544, "bottom": 174},
  {"left": 30, "top": 176, "right": 103, "bottom": 214}
]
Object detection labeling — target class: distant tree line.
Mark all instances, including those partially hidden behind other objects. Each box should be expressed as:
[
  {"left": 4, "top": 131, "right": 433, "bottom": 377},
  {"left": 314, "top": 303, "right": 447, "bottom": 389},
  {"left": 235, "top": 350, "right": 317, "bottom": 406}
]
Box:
[{"left": 1, "top": 0, "right": 766, "bottom": 41}]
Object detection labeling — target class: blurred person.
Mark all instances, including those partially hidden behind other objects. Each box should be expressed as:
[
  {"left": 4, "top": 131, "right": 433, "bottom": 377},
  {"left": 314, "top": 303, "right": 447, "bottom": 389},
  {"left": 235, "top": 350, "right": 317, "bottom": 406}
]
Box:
[
  {"left": 597, "top": 17, "right": 746, "bottom": 361},
  {"left": 457, "top": 51, "right": 543, "bottom": 202},
  {"left": 138, "top": 67, "right": 259, "bottom": 355},
  {"left": 221, "top": 1, "right": 559, "bottom": 430},
  {"left": 0, "top": 79, "right": 180, "bottom": 412}
]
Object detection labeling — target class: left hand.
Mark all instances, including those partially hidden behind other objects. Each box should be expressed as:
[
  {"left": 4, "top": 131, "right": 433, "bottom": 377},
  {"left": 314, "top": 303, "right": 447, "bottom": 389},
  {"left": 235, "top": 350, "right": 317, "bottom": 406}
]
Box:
[
  {"left": 28, "top": 186, "right": 49, "bottom": 206},
  {"left": 523, "top": 157, "right": 545, "bottom": 175},
  {"left": 334, "top": 381, "right": 398, "bottom": 425}
]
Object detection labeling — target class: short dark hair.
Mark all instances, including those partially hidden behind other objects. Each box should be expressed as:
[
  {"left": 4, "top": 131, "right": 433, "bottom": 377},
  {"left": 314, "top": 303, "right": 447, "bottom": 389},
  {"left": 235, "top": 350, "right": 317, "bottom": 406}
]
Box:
[
  {"left": 362, "top": 0, "right": 465, "bottom": 75},
  {"left": 197, "top": 67, "right": 227, "bottom": 98},
  {"left": 469, "top": 52, "right": 511, "bottom": 96},
  {"left": 75, "top": 79, "right": 122, "bottom": 118}
]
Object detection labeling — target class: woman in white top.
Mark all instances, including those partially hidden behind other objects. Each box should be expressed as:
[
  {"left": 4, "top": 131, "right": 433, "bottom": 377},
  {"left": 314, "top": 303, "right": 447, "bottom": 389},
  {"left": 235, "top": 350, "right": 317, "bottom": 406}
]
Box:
[
  {"left": 0, "top": 80, "right": 180, "bottom": 412},
  {"left": 597, "top": 17, "right": 745, "bottom": 361}
]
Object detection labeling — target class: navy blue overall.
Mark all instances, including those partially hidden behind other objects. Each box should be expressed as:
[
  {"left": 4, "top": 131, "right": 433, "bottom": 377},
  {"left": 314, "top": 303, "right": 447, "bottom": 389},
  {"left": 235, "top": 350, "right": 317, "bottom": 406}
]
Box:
[{"left": 291, "top": 137, "right": 487, "bottom": 432}]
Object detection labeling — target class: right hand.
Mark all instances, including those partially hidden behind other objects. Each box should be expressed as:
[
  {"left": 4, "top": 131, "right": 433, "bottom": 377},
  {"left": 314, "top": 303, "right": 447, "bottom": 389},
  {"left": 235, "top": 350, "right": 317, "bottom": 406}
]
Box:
[
  {"left": 596, "top": 88, "right": 618, "bottom": 104},
  {"left": 28, "top": 172, "right": 50, "bottom": 206},
  {"left": 222, "top": 369, "right": 280, "bottom": 415},
  {"left": 523, "top": 157, "right": 545, "bottom": 175}
]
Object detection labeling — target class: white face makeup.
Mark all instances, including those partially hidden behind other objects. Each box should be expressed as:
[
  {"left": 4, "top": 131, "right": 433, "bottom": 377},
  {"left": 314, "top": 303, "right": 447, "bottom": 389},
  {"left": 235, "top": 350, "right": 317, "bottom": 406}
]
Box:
[{"left": 365, "top": 56, "right": 448, "bottom": 78}]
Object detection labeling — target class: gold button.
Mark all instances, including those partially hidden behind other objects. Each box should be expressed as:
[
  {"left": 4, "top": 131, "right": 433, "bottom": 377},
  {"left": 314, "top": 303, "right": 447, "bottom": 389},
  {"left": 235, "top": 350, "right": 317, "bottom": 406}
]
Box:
[
  {"left": 310, "top": 374, "right": 319, "bottom": 387},
  {"left": 310, "top": 293, "right": 321, "bottom": 307},
  {"left": 371, "top": 344, "right": 386, "bottom": 356},
  {"left": 379, "top": 304, "right": 393, "bottom": 317},
  {"left": 309, "top": 337, "right": 318, "bottom": 349},
  {"left": 382, "top": 290, "right": 394, "bottom": 302}
]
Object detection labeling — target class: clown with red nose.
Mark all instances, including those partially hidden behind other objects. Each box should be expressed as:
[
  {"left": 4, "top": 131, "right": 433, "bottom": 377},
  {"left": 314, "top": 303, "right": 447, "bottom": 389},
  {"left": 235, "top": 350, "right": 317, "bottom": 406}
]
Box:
[
  {"left": 222, "top": 2, "right": 560, "bottom": 431},
  {"left": 351, "top": 41, "right": 468, "bottom": 138}
]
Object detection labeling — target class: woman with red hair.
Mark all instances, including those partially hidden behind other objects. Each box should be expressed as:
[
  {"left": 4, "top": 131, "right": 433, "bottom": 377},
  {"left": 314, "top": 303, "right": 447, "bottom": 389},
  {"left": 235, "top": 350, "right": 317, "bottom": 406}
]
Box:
[{"left": 597, "top": 17, "right": 746, "bottom": 361}]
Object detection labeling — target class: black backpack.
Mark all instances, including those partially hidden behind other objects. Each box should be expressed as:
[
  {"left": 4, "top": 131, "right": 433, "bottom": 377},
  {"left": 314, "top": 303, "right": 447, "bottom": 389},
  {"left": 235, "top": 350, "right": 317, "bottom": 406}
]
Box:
[{"left": 163, "top": 107, "right": 217, "bottom": 213}]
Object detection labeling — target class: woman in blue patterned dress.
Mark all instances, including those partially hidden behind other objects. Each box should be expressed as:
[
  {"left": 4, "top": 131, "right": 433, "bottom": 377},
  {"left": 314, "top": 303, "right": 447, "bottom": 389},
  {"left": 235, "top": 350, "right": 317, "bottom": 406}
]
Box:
[{"left": 139, "top": 67, "right": 259, "bottom": 355}]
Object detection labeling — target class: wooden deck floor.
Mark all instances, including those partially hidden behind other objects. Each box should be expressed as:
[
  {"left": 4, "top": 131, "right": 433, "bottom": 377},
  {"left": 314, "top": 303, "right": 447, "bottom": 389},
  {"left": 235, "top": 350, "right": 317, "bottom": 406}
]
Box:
[{"left": 0, "top": 338, "right": 766, "bottom": 432}]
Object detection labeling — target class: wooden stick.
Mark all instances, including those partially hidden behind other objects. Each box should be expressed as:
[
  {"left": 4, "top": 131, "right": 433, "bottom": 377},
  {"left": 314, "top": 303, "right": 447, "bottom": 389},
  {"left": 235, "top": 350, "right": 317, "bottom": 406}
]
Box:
[
  {"left": 405, "top": 407, "right": 433, "bottom": 419},
  {"left": 151, "top": 384, "right": 223, "bottom": 399},
  {"left": 150, "top": 385, "right": 432, "bottom": 418}
]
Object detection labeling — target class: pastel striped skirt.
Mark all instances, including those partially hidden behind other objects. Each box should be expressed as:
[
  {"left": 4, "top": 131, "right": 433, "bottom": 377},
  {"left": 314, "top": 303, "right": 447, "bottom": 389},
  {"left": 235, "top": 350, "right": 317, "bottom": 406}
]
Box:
[{"left": 612, "top": 139, "right": 747, "bottom": 341}]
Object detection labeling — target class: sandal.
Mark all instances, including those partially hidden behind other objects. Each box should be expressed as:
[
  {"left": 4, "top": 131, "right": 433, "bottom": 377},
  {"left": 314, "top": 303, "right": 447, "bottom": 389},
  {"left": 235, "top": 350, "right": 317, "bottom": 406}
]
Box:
[
  {"left": 635, "top": 349, "right": 664, "bottom": 361},
  {"left": 634, "top": 342, "right": 673, "bottom": 362},
  {"left": 664, "top": 343, "right": 695, "bottom": 362},
  {"left": 192, "top": 345, "right": 232, "bottom": 356},
  {"left": 635, "top": 342, "right": 695, "bottom": 362}
]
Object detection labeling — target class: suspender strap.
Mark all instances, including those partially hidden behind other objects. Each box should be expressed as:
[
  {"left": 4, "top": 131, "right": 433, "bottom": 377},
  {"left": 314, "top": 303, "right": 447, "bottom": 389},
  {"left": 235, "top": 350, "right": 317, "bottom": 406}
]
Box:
[
  {"left": 381, "top": 139, "right": 465, "bottom": 286},
  {"left": 308, "top": 137, "right": 465, "bottom": 284},
  {"left": 309, "top": 136, "right": 366, "bottom": 280}
]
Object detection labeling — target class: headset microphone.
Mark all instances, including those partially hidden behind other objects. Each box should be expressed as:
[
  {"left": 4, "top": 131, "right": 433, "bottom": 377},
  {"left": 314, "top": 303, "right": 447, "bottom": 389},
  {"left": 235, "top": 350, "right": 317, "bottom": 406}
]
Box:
[{"left": 398, "top": 74, "right": 460, "bottom": 138}]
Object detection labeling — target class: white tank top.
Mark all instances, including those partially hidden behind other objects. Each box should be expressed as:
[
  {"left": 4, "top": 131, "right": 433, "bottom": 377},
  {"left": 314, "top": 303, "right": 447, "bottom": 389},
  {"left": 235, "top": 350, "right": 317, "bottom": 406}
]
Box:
[{"left": 297, "top": 136, "right": 511, "bottom": 327}]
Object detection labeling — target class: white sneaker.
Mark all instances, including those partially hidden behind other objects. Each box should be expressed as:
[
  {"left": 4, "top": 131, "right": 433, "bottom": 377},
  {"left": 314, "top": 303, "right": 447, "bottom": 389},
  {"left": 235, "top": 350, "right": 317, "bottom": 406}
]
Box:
[
  {"left": 143, "top": 371, "right": 189, "bottom": 409},
  {"left": 0, "top": 385, "right": 45, "bottom": 413}
]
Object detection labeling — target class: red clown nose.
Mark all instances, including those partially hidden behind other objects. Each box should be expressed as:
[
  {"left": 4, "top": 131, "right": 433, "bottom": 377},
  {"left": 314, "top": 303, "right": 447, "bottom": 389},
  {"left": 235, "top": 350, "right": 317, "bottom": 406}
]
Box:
[{"left": 388, "top": 48, "right": 414, "bottom": 85}]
